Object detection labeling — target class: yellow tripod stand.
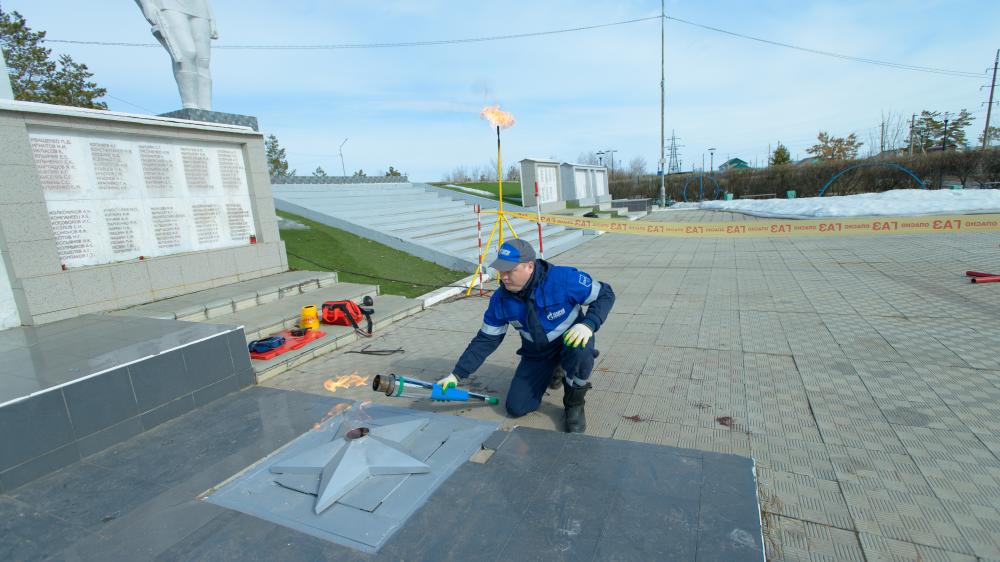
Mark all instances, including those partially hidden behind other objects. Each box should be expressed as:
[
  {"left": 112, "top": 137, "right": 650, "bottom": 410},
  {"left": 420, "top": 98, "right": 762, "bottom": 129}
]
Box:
[{"left": 466, "top": 125, "right": 520, "bottom": 296}]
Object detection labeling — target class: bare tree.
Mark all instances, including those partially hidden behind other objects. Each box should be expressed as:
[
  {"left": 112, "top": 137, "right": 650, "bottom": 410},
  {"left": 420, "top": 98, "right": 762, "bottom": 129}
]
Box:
[
  {"left": 883, "top": 111, "right": 909, "bottom": 152},
  {"left": 446, "top": 165, "right": 471, "bottom": 183},
  {"left": 866, "top": 110, "right": 910, "bottom": 156},
  {"left": 628, "top": 156, "right": 647, "bottom": 176},
  {"left": 577, "top": 151, "right": 599, "bottom": 165}
]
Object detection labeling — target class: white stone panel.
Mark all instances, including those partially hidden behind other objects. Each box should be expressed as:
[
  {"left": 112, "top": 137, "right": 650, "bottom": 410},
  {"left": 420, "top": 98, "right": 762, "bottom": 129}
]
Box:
[
  {"left": 0, "top": 250, "right": 20, "bottom": 329},
  {"left": 27, "top": 127, "right": 257, "bottom": 268}
]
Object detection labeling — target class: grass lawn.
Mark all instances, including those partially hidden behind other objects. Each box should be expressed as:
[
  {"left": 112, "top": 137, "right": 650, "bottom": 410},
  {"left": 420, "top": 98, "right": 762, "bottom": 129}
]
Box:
[
  {"left": 277, "top": 210, "right": 468, "bottom": 298},
  {"left": 434, "top": 181, "right": 523, "bottom": 206}
]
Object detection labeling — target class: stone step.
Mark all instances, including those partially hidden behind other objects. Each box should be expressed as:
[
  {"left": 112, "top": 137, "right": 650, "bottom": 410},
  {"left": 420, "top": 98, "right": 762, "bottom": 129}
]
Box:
[
  {"left": 274, "top": 185, "right": 601, "bottom": 274},
  {"left": 252, "top": 294, "right": 424, "bottom": 383},
  {"left": 110, "top": 270, "right": 339, "bottom": 322},
  {"left": 281, "top": 193, "right": 447, "bottom": 207},
  {"left": 441, "top": 223, "right": 568, "bottom": 253},
  {"left": 272, "top": 184, "right": 422, "bottom": 194},
  {"left": 382, "top": 209, "right": 474, "bottom": 235},
  {"left": 271, "top": 186, "right": 427, "bottom": 196},
  {"left": 372, "top": 208, "right": 473, "bottom": 230},
  {"left": 335, "top": 200, "right": 466, "bottom": 219},
  {"left": 207, "top": 281, "right": 379, "bottom": 343},
  {"left": 458, "top": 229, "right": 587, "bottom": 262}
]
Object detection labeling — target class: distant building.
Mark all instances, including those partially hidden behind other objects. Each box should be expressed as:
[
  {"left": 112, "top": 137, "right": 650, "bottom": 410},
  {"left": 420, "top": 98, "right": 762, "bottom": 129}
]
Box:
[
  {"left": 718, "top": 157, "right": 749, "bottom": 172},
  {"left": 559, "top": 163, "right": 610, "bottom": 206}
]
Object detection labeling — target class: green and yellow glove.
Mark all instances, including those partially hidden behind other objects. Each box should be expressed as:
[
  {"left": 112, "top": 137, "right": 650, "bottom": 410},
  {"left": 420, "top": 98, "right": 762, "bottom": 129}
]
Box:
[
  {"left": 436, "top": 373, "right": 459, "bottom": 390},
  {"left": 562, "top": 323, "right": 593, "bottom": 348}
]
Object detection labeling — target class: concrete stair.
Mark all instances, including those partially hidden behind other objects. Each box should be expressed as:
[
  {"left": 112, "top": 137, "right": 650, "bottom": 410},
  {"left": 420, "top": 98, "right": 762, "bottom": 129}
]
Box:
[
  {"left": 272, "top": 182, "right": 597, "bottom": 272},
  {"left": 110, "top": 270, "right": 424, "bottom": 383}
]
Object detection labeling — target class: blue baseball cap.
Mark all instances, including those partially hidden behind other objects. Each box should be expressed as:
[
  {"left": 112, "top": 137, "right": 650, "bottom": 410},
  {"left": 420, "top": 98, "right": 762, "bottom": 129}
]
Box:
[{"left": 490, "top": 239, "right": 536, "bottom": 271}]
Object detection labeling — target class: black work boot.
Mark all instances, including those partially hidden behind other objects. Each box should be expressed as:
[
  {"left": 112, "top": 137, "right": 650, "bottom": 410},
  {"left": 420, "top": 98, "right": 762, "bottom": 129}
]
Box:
[
  {"left": 549, "top": 365, "right": 565, "bottom": 390},
  {"left": 562, "top": 382, "right": 591, "bottom": 433}
]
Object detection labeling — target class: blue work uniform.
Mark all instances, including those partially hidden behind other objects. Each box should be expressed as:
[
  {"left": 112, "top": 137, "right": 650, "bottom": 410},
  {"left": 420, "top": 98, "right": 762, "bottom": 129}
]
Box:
[{"left": 452, "top": 259, "right": 615, "bottom": 417}]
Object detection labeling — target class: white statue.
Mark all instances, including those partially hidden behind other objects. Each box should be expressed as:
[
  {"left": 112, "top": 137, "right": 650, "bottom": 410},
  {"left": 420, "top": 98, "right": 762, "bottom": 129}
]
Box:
[
  {"left": 0, "top": 48, "right": 13, "bottom": 100},
  {"left": 134, "top": 0, "right": 218, "bottom": 110}
]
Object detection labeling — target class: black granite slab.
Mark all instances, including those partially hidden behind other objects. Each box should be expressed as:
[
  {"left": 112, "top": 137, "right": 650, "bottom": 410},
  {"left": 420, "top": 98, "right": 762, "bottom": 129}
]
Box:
[
  {"left": 0, "top": 387, "right": 765, "bottom": 561},
  {"left": 0, "top": 316, "right": 255, "bottom": 490}
]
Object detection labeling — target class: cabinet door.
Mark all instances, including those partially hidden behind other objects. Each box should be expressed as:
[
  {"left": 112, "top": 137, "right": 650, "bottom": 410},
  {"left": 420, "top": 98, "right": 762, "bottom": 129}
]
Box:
[
  {"left": 538, "top": 165, "right": 558, "bottom": 203},
  {"left": 574, "top": 170, "right": 588, "bottom": 198},
  {"left": 593, "top": 170, "right": 607, "bottom": 196}
]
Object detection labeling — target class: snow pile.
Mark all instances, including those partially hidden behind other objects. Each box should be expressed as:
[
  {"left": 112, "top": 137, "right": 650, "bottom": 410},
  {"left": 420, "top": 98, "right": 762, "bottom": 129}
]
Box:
[{"left": 668, "top": 189, "right": 1000, "bottom": 219}]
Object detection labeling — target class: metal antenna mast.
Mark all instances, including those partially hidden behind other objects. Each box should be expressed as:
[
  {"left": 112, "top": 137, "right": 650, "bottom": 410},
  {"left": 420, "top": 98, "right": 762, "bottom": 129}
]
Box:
[{"left": 667, "top": 130, "right": 683, "bottom": 174}]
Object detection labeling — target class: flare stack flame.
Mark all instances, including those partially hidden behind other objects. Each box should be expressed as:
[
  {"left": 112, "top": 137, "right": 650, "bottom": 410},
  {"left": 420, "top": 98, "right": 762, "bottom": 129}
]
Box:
[{"left": 480, "top": 105, "right": 515, "bottom": 129}]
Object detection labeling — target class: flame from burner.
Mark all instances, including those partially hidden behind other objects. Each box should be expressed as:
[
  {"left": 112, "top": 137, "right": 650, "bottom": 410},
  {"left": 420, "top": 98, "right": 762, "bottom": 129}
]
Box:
[
  {"left": 480, "top": 105, "right": 515, "bottom": 129},
  {"left": 324, "top": 373, "right": 368, "bottom": 393}
]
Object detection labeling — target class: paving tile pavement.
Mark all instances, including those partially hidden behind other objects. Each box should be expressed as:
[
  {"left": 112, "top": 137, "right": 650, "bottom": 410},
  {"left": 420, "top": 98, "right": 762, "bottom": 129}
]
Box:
[{"left": 264, "top": 210, "right": 1000, "bottom": 561}]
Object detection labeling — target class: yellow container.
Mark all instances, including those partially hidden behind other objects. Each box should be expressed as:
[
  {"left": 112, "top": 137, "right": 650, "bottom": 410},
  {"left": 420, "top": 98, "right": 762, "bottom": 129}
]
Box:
[{"left": 300, "top": 305, "right": 320, "bottom": 330}]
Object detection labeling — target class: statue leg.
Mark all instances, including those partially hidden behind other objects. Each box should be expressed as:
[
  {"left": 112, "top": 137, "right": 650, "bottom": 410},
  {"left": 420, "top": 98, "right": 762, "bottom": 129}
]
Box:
[
  {"left": 159, "top": 11, "right": 200, "bottom": 109},
  {"left": 176, "top": 70, "right": 200, "bottom": 109},
  {"left": 190, "top": 17, "right": 213, "bottom": 111}
]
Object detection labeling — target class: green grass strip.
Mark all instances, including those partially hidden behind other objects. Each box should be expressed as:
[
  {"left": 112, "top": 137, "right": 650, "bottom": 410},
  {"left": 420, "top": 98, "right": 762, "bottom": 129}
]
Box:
[
  {"left": 277, "top": 210, "right": 468, "bottom": 299},
  {"left": 432, "top": 181, "right": 523, "bottom": 206}
]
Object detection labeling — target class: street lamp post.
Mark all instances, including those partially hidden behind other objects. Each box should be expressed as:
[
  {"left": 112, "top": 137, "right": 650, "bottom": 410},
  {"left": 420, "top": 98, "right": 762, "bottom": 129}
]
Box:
[
  {"left": 605, "top": 149, "right": 618, "bottom": 178},
  {"left": 709, "top": 147, "right": 716, "bottom": 174},
  {"left": 338, "top": 138, "right": 349, "bottom": 176}
]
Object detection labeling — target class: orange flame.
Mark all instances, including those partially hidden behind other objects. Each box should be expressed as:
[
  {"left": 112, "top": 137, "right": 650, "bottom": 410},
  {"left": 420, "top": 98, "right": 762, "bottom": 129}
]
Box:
[
  {"left": 313, "top": 402, "right": 352, "bottom": 429},
  {"left": 480, "top": 105, "right": 515, "bottom": 129},
  {"left": 324, "top": 373, "right": 369, "bottom": 393}
]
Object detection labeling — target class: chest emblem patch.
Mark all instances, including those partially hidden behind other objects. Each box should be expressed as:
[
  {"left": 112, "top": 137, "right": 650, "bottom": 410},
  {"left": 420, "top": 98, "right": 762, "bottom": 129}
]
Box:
[{"left": 546, "top": 308, "right": 566, "bottom": 321}]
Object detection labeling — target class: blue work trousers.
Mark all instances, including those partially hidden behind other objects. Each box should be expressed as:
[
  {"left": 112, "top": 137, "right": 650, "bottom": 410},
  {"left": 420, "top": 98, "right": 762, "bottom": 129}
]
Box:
[{"left": 505, "top": 336, "right": 597, "bottom": 417}]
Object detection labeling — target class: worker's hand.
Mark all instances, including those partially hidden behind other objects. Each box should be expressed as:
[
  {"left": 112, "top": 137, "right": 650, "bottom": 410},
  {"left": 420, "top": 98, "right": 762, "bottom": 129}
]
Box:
[
  {"left": 562, "top": 323, "right": 593, "bottom": 348},
  {"left": 437, "top": 373, "right": 459, "bottom": 390}
]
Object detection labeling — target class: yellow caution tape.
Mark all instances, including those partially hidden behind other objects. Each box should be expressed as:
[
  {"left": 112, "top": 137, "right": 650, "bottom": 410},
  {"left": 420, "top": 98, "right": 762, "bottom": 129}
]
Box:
[{"left": 502, "top": 210, "right": 1000, "bottom": 238}]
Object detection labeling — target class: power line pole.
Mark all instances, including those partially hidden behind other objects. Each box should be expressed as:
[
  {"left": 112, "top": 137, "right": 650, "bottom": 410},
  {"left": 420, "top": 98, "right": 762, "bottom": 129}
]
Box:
[
  {"left": 658, "top": 0, "right": 666, "bottom": 205},
  {"left": 909, "top": 113, "right": 915, "bottom": 156},
  {"left": 983, "top": 48, "right": 998, "bottom": 149},
  {"left": 880, "top": 115, "right": 885, "bottom": 155},
  {"left": 667, "top": 130, "right": 682, "bottom": 174}
]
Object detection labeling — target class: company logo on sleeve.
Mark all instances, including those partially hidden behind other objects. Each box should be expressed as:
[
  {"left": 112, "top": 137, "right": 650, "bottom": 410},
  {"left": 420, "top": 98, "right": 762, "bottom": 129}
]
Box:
[{"left": 578, "top": 274, "right": 592, "bottom": 287}]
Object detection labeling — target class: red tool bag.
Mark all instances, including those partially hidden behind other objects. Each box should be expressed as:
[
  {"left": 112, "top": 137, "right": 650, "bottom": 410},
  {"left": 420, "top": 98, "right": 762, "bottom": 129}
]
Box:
[{"left": 321, "top": 300, "right": 373, "bottom": 337}]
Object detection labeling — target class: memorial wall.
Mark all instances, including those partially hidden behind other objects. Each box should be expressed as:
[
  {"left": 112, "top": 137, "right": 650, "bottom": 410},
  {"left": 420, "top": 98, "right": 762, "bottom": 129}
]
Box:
[
  {"left": 0, "top": 251, "right": 17, "bottom": 329},
  {"left": 28, "top": 128, "right": 256, "bottom": 269},
  {"left": 0, "top": 100, "right": 286, "bottom": 327}
]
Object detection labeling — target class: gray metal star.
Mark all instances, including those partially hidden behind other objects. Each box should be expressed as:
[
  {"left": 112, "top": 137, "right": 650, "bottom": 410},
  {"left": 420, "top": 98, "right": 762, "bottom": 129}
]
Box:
[{"left": 270, "top": 417, "right": 430, "bottom": 514}]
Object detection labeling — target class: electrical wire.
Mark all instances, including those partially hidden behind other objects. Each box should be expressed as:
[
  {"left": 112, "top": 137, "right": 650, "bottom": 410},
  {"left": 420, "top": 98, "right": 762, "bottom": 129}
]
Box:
[
  {"left": 664, "top": 15, "right": 983, "bottom": 78},
  {"left": 44, "top": 15, "right": 660, "bottom": 50},
  {"left": 44, "top": 14, "right": 982, "bottom": 78},
  {"left": 103, "top": 94, "right": 155, "bottom": 113}
]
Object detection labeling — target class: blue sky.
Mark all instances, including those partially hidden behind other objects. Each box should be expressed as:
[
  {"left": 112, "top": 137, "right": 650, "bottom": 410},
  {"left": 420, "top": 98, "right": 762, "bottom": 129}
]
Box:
[{"left": 6, "top": 0, "right": 998, "bottom": 180}]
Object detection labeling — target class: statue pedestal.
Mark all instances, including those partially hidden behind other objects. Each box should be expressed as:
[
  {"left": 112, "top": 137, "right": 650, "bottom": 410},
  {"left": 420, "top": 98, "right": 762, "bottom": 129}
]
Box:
[{"left": 158, "top": 108, "right": 259, "bottom": 131}]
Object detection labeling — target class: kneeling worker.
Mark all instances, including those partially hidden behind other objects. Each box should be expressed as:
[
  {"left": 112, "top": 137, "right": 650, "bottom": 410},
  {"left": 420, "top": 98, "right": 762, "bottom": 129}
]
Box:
[{"left": 438, "top": 239, "right": 615, "bottom": 432}]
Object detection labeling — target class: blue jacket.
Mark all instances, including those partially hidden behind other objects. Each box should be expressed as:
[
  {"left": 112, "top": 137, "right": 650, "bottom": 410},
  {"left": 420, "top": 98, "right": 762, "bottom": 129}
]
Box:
[{"left": 452, "top": 259, "right": 615, "bottom": 378}]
